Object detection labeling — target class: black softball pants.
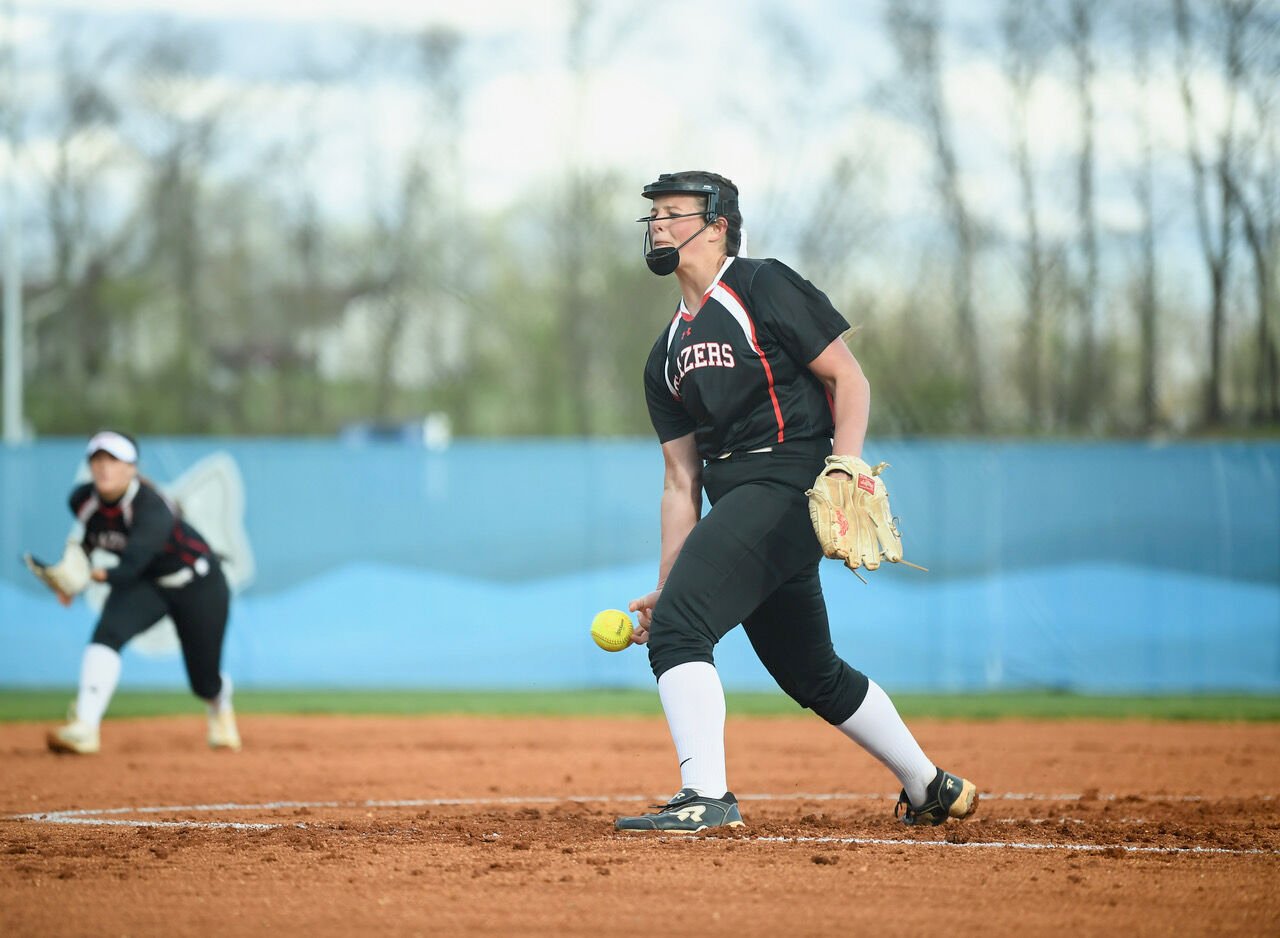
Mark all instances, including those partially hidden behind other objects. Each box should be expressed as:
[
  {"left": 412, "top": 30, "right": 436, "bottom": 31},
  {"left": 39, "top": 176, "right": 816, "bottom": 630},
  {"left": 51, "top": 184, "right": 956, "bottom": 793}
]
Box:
[
  {"left": 647, "top": 439, "right": 870, "bottom": 725},
  {"left": 91, "top": 563, "right": 231, "bottom": 702}
]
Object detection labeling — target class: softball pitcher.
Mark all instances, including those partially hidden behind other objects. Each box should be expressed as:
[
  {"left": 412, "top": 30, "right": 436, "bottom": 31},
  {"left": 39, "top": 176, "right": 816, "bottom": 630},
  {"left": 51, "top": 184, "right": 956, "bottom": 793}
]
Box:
[
  {"left": 614, "top": 171, "right": 977, "bottom": 832},
  {"left": 26, "top": 430, "right": 241, "bottom": 755}
]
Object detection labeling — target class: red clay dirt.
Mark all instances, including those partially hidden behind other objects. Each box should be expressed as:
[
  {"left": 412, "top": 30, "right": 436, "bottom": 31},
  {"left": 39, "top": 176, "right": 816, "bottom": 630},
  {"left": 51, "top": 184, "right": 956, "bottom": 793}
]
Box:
[{"left": 2, "top": 714, "right": 1278, "bottom": 936}]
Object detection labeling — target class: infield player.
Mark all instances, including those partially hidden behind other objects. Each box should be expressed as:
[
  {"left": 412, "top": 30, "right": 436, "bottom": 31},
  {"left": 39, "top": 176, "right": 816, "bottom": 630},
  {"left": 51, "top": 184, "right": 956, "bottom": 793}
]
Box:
[
  {"left": 613, "top": 172, "right": 978, "bottom": 832},
  {"left": 26, "top": 430, "right": 241, "bottom": 755}
]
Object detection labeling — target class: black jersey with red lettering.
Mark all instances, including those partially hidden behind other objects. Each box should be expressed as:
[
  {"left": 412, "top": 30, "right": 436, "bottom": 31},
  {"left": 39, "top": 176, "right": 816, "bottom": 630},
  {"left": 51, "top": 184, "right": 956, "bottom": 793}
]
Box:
[
  {"left": 643, "top": 256, "right": 850, "bottom": 459},
  {"left": 70, "top": 478, "right": 216, "bottom": 586}
]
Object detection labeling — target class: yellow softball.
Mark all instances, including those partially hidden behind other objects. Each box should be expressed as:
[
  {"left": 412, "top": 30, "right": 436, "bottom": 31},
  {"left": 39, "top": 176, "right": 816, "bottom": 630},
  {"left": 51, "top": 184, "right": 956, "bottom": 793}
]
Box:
[{"left": 590, "top": 608, "right": 634, "bottom": 652}]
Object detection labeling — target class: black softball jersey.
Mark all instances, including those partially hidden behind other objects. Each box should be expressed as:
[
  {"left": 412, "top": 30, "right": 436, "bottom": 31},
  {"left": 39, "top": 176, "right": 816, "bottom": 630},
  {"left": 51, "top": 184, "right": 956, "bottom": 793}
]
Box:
[
  {"left": 70, "top": 479, "right": 217, "bottom": 587},
  {"left": 643, "top": 256, "right": 850, "bottom": 459}
]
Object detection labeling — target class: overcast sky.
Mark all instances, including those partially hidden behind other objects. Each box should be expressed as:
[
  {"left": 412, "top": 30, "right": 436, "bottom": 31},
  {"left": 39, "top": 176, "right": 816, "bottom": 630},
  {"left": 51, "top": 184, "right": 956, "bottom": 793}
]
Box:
[
  {"left": 8, "top": 0, "right": 1249, "bottom": 270},
  {"left": 14, "top": 1, "right": 900, "bottom": 213}
]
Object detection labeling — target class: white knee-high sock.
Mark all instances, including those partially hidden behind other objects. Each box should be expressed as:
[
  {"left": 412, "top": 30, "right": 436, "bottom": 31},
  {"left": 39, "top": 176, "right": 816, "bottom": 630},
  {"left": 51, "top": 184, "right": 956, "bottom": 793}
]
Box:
[
  {"left": 207, "top": 672, "right": 234, "bottom": 715},
  {"left": 75, "top": 643, "right": 121, "bottom": 728},
  {"left": 657, "top": 661, "right": 728, "bottom": 799},
  {"left": 837, "top": 679, "right": 936, "bottom": 806}
]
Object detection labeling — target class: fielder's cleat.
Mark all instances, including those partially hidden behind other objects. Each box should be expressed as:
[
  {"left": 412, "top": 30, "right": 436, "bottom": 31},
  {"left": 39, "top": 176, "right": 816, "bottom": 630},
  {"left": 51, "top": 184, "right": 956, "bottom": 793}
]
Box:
[
  {"left": 615, "top": 788, "right": 745, "bottom": 832},
  {"left": 46, "top": 720, "right": 100, "bottom": 755},
  {"left": 207, "top": 708, "right": 242, "bottom": 751},
  {"left": 895, "top": 768, "right": 979, "bottom": 826}
]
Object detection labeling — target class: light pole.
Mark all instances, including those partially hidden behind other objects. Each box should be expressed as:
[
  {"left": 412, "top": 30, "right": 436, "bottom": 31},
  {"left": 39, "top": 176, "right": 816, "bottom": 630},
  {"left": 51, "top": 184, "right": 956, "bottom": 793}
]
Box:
[{"left": 1, "top": 0, "right": 22, "bottom": 445}]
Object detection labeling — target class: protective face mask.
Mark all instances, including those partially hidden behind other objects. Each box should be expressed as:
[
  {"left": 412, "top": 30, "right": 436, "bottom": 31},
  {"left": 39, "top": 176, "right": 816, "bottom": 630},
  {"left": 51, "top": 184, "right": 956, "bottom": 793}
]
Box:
[{"left": 642, "top": 218, "right": 712, "bottom": 276}]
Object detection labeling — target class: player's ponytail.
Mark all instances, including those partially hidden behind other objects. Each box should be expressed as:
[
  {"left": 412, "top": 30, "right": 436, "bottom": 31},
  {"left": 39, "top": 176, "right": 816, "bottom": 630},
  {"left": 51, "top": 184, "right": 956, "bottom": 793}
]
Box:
[{"left": 705, "top": 173, "right": 744, "bottom": 257}]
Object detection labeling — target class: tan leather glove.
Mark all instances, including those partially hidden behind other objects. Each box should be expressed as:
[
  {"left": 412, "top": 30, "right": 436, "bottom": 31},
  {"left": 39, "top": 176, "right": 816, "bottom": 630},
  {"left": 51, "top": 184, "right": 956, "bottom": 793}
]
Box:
[
  {"left": 24, "top": 537, "right": 92, "bottom": 597},
  {"left": 806, "top": 455, "right": 904, "bottom": 573}
]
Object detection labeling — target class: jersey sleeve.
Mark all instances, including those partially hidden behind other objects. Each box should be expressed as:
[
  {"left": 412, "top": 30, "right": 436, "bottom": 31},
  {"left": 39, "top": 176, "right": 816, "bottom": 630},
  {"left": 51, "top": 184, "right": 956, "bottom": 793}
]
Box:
[
  {"left": 748, "top": 260, "right": 850, "bottom": 364},
  {"left": 68, "top": 484, "right": 94, "bottom": 550},
  {"left": 68, "top": 483, "right": 93, "bottom": 517},
  {"left": 105, "top": 486, "right": 174, "bottom": 587},
  {"left": 643, "top": 334, "right": 695, "bottom": 443}
]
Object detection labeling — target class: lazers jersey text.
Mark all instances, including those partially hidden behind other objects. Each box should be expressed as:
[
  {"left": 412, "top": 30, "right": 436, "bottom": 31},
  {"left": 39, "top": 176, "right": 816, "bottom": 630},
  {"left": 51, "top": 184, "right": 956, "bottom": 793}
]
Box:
[
  {"left": 672, "top": 341, "right": 736, "bottom": 394},
  {"left": 643, "top": 256, "right": 850, "bottom": 459}
]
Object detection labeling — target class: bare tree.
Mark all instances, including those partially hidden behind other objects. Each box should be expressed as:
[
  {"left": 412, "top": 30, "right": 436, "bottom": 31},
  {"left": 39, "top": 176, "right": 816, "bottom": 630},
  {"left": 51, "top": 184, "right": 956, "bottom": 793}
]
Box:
[
  {"left": 280, "top": 169, "right": 327, "bottom": 431},
  {"left": 1174, "top": 0, "right": 1247, "bottom": 427},
  {"left": 332, "top": 26, "right": 466, "bottom": 426},
  {"left": 370, "top": 167, "right": 424, "bottom": 422},
  {"left": 1001, "top": 0, "right": 1054, "bottom": 430},
  {"left": 1064, "top": 0, "right": 1103, "bottom": 429},
  {"left": 1123, "top": 2, "right": 1164, "bottom": 432},
  {"left": 33, "top": 29, "right": 126, "bottom": 430},
  {"left": 754, "top": 10, "right": 883, "bottom": 301},
  {"left": 412, "top": 27, "right": 470, "bottom": 425},
  {"left": 545, "top": 0, "right": 654, "bottom": 436},
  {"left": 885, "top": 0, "right": 986, "bottom": 431},
  {"left": 263, "top": 42, "right": 382, "bottom": 433},
  {"left": 131, "top": 26, "right": 231, "bottom": 432},
  {"left": 1222, "top": 1, "right": 1279, "bottom": 423}
]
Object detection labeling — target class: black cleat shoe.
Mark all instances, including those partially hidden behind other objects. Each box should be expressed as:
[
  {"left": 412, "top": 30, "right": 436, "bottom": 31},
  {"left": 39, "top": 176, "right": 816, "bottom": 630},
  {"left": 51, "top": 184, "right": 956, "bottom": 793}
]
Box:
[
  {"left": 615, "top": 788, "right": 745, "bottom": 832},
  {"left": 895, "top": 768, "right": 979, "bottom": 826}
]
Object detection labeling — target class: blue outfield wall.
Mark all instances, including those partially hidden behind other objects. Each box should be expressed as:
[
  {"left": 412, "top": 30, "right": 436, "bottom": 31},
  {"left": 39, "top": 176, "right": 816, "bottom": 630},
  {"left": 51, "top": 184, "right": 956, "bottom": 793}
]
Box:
[{"left": 0, "top": 438, "right": 1277, "bottom": 693}]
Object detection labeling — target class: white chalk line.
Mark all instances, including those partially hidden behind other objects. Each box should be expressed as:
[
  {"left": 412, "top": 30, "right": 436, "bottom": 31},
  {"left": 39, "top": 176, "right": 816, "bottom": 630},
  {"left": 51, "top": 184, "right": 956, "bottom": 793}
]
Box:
[
  {"left": 729, "top": 836, "right": 1278, "bottom": 856},
  {"left": 8, "top": 792, "right": 1277, "bottom": 857}
]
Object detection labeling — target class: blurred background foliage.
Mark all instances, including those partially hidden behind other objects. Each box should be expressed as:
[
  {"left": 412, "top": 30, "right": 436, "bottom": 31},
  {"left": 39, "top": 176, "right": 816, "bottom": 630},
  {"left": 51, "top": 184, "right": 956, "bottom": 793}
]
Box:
[{"left": 4, "top": 0, "right": 1278, "bottom": 439}]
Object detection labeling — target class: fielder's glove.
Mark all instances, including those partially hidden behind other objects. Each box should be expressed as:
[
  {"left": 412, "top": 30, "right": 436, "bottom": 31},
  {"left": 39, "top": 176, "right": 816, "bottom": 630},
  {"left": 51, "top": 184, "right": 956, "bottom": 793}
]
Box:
[
  {"left": 23, "top": 537, "right": 92, "bottom": 597},
  {"left": 806, "top": 455, "right": 909, "bottom": 575}
]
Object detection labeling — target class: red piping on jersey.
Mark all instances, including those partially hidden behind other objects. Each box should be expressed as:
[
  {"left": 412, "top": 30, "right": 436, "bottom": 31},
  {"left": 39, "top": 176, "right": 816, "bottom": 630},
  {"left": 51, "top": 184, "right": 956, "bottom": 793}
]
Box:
[
  {"left": 717, "top": 281, "right": 786, "bottom": 443},
  {"left": 165, "top": 542, "right": 197, "bottom": 565},
  {"left": 677, "top": 278, "right": 720, "bottom": 323},
  {"left": 173, "top": 525, "right": 210, "bottom": 555}
]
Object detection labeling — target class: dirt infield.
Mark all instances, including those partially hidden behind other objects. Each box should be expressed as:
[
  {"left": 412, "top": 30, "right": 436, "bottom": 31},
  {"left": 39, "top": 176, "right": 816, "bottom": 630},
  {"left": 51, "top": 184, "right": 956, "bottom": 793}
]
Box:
[{"left": 2, "top": 714, "right": 1278, "bottom": 937}]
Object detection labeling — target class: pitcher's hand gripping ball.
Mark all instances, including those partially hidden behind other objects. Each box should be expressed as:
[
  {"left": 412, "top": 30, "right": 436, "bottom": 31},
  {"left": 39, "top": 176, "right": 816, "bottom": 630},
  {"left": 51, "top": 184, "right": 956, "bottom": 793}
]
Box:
[{"left": 590, "top": 609, "right": 634, "bottom": 652}]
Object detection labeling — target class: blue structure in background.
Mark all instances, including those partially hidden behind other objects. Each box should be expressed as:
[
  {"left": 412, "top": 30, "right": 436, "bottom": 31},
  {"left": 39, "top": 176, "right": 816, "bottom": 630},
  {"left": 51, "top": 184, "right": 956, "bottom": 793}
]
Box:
[{"left": 1, "top": 438, "right": 1277, "bottom": 693}]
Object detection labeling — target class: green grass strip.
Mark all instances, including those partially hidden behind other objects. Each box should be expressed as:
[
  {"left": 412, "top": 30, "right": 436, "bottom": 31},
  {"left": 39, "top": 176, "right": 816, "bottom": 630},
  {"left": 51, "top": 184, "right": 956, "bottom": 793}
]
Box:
[{"left": 1, "top": 689, "right": 1278, "bottom": 722}]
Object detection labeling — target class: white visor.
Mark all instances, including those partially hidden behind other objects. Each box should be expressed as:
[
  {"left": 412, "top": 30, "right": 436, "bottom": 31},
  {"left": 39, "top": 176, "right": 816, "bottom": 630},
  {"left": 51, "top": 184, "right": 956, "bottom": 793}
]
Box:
[{"left": 86, "top": 431, "right": 138, "bottom": 464}]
